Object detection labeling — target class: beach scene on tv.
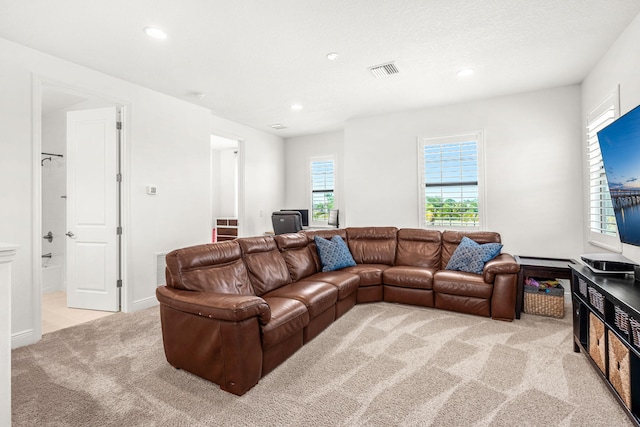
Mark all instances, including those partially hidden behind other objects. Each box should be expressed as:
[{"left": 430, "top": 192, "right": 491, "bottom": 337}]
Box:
[{"left": 598, "top": 105, "right": 640, "bottom": 247}]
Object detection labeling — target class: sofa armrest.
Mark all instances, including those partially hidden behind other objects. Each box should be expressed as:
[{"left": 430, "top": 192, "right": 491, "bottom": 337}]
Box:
[
  {"left": 157, "top": 287, "right": 265, "bottom": 395},
  {"left": 482, "top": 253, "right": 519, "bottom": 321},
  {"left": 483, "top": 253, "right": 520, "bottom": 283},
  {"left": 156, "top": 286, "right": 271, "bottom": 325}
]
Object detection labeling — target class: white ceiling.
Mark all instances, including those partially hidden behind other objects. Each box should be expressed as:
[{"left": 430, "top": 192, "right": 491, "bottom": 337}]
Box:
[{"left": 1, "top": 0, "right": 639, "bottom": 138}]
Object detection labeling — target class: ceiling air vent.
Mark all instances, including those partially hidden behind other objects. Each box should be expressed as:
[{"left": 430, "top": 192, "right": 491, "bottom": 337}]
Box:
[{"left": 368, "top": 61, "right": 399, "bottom": 78}]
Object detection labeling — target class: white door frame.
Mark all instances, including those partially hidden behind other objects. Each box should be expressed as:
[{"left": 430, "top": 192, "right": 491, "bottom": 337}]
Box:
[
  {"left": 31, "top": 75, "right": 130, "bottom": 342},
  {"left": 211, "top": 130, "right": 245, "bottom": 238}
]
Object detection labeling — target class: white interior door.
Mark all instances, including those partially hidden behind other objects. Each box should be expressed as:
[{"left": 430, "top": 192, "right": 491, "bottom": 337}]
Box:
[{"left": 66, "top": 107, "right": 119, "bottom": 311}]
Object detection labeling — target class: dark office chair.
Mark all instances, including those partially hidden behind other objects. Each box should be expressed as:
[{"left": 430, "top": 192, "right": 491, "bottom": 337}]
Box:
[
  {"left": 328, "top": 209, "right": 339, "bottom": 228},
  {"left": 272, "top": 211, "right": 303, "bottom": 235}
]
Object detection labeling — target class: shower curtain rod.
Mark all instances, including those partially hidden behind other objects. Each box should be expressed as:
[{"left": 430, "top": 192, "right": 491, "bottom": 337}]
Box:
[{"left": 41, "top": 152, "right": 64, "bottom": 158}]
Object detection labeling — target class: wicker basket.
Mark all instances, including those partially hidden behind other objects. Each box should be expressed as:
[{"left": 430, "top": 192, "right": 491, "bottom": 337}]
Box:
[
  {"left": 608, "top": 330, "right": 632, "bottom": 409},
  {"left": 590, "top": 313, "right": 606, "bottom": 373},
  {"left": 578, "top": 277, "right": 588, "bottom": 298},
  {"left": 629, "top": 318, "right": 640, "bottom": 350},
  {"left": 523, "top": 284, "right": 564, "bottom": 318},
  {"left": 614, "top": 305, "right": 630, "bottom": 339},
  {"left": 588, "top": 286, "right": 605, "bottom": 315}
]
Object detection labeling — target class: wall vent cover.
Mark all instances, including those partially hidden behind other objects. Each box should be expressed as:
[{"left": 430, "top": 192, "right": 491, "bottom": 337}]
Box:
[
  {"left": 155, "top": 252, "right": 168, "bottom": 286},
  {"left": 368, "top": 61, "right": 399, "bottom": 78}
]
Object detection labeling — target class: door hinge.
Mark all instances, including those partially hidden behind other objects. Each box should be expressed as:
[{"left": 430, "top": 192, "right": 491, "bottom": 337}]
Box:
[
  {"left": 116, "top": 173, "right": 122, "bottom": 182},
  {"left": 116, "top": 121, "right": 122, "bottom": 130},
  {"left": 117, "top": 279, "right": 123, "bottom": 288},
  {"left": 117, "top": 226, "right": 123, "bottom": 235}
]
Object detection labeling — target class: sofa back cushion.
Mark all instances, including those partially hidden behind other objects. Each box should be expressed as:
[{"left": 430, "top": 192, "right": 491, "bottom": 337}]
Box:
[
  {"left": 395, "top": 228, "right": 441, "bottom": 267},
  {"left": 274, "top": 232, "right": 318, "bottom": 281},
  {"left": 346, "top": 227, "right": 398, "bottom": 265},
  {"left": 165, "top": 240, "right": 255, "bottom": 295},
  {"left": 441, "top": 231, "right": 502, "bottom": 270},
  {"left": 238, "top": 236, "right": 292, "bottom": 296}
]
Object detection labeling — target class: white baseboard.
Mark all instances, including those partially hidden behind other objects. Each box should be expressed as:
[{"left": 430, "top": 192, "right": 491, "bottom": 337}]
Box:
[
  {"left": 11, "top": 329, "right": 35, "bottom": 349},
  {"left": 131, "top": 295, "right": 159, "bottom": 312}
]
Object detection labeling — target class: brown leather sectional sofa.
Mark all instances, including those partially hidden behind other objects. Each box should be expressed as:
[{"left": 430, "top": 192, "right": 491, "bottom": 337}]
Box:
[{"left": 156, "top": 227, "right": 519, "bottom": 395}]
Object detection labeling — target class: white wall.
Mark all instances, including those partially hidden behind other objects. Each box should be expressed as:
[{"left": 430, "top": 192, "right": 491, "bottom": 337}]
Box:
[
  {"left": 341, "top": 86, "right": 584, "bottom": 259},
  {"left": 0, "top": 39, "right": 35, "bottom": 346},
  {"left": 212, "top": 116, "right": 285, "bottom": 238},
  {"left": 582, "top": 12, "right": 640, "bottom": 264},
  {"left": 284, "top": 131, "right": 344, "bottom": 215},
  {"left": 0, "top": 37, "right": 214, "bottom": 346}
]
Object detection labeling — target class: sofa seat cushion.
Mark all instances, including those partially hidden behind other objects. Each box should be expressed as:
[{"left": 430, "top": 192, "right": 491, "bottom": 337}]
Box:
[
  {"left": 383, "top": 266, "right": 436, "bottom": 290},
  {"left": 260, "top": 297, "right": 309, "bottom": 350},
  {"left": 341, "top": 264, "right": 389, "bottom": 286},
  {"left": 264, "top": 281, "right": 338, "bottom": 317},
  {"left": 433, "top": 270, "right": 493, "bottom": 299},
  {"left": 306, "top": 271, "right": 360, "bottom": 300}
]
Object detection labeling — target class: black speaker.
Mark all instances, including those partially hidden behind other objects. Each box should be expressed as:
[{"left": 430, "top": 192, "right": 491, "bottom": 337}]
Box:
[{"left": 635, "top": 265, "right": 640, "bottom": 282}]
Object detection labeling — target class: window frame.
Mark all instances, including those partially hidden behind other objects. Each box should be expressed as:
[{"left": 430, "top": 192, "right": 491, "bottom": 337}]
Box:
[
  {"left": 586, "top": 87, "right": 621, "bottom": 252},
  {"left": 309, "top": 155, "right": 336, "bottom": 227},
  {"left": 417, "top": 131, "right": 485, "bottom": 230}
]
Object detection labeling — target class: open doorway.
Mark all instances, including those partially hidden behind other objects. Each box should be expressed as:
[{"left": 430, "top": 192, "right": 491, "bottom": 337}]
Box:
[
  {"left": 211, "top": 135, "right": 242, "bottom": 241},
  {"left": 38, "top": 84, "right": 122, "bottom": 334}
]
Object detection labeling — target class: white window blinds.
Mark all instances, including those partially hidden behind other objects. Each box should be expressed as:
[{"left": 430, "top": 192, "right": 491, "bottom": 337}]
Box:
[
  {"left": 587, "top": 91, "right": 619, "bottom": 242},
  {"left": 419, "top": 133, "right": 482, "bottom": 228},
  {"left": 311, "top": 158, "right": 335, "bottom": 223}
]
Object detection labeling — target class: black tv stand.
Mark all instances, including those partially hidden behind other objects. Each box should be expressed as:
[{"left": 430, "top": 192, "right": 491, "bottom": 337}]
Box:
[{"left": 571, "top": 265, "right": 640, "bottom": 425}]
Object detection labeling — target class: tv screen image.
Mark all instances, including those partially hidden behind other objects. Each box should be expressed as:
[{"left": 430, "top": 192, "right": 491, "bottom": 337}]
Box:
[{"left": 597, "top": 104, "right": 640, "bottom": 247}]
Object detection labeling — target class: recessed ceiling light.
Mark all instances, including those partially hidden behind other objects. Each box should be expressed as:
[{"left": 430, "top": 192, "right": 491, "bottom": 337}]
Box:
[
  {"left": 143, "top": 26, "right": 167, "bottom": 40},
  {"left": 271, "top": 124, "right": 286, "bottom": 129},
  {"left": 326, "top": 52, "right": 340, "bottom": 61},
  {"left": 290, "top": 104, "right": 303, "bottom": 111},
  {"left": 193, "top": 92, "right": 206, "bottom": 100},
  {"left": 457, "top": 69, "right": 475, "bottom": 77}
]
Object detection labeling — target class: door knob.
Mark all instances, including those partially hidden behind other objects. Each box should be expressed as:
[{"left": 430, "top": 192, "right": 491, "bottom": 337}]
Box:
[{"left": 65, "top": 232, "right": 75, "bottom": 238}]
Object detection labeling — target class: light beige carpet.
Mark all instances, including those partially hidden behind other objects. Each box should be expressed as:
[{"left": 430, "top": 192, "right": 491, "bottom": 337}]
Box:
[{"left": 12, "top": 302, "right": 633, "bottom": 426}]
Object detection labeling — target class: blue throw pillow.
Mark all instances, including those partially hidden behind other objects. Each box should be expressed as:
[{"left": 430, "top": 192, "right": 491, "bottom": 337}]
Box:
[
  {"left": 314, "top": 235, "right": 356, "bottom": 272},
  {"left": 445, "top": 236, "right": 503, "bottom": 274}
]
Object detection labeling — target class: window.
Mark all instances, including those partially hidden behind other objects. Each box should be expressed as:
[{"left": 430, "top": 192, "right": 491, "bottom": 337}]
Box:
[
  {"left": 418, "top": 132, "right": 483, "bottom": 229},
  {"left": 586, "top": 89, "right": 620, "bottom": 250},
  {"left": 310, "top": 157, "right": 335, "bottom": 224}
]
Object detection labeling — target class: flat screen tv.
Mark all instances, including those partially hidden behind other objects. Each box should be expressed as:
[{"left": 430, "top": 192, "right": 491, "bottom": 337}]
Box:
[
  {"left": 281, "top": 209, "right": 309, "bottom": 227},
  {"left": 597, "top": 104, "right": 640, "bottom": 247}
]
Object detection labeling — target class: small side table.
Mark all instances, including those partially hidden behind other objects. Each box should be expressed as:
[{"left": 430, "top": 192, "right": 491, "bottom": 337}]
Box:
[{"left": 514, "top": 256, "right": 577, "bottom": 319}]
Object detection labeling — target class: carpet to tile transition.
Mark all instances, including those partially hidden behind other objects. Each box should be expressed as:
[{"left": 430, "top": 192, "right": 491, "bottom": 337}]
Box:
[{"left": 12, "top": 302, "right": 633, "bottom": 426}]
